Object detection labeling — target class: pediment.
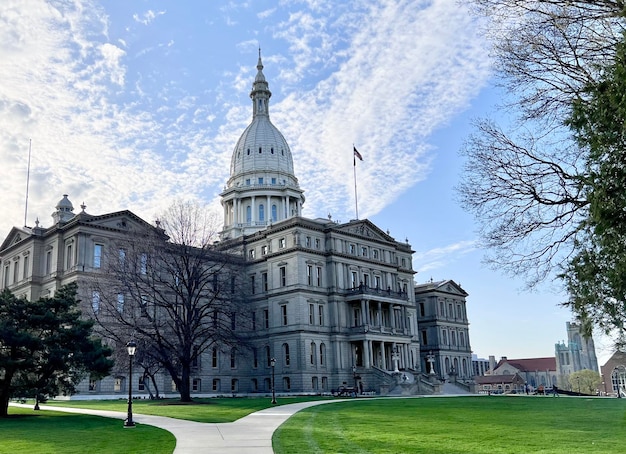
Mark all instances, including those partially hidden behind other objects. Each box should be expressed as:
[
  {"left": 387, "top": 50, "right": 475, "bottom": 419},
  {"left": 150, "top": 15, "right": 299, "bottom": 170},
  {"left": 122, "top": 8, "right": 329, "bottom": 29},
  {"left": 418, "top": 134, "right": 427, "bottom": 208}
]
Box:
[
  {"left": 434, "top": 279, "right": 468, "bottom": 297},
  {"left": 334, "top": 219, "right": 393, "bottom": 243},
  {"left": 82, "top": 210, "right": 155, "bottom": 232},
  {"left": 0, "top": 227, "right": 31, "bottom": 251}
]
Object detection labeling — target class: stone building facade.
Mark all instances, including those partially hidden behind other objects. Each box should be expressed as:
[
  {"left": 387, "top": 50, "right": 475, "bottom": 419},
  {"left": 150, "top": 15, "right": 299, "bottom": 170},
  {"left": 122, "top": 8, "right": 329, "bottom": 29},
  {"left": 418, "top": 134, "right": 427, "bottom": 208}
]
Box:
[{"left": 1, "top": 55, "right": 431, "bottom": 398}]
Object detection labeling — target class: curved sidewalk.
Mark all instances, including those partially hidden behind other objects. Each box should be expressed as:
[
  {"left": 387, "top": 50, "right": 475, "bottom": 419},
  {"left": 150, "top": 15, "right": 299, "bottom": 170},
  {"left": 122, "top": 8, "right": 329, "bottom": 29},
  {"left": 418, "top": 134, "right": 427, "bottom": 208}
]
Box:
[{"left": 12, "top": 400, "right": 340, "bottom": 454}]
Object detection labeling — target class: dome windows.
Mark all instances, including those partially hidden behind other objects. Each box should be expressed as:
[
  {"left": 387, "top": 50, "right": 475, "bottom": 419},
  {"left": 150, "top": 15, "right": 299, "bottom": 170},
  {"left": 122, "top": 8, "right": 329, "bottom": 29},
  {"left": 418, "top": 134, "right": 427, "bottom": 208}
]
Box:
[
  {"left": 259, "top": 147, "right": 262, "bottom": 154},
  {"left": 247, "top": 148, "right": 250, "bottom": 155}
]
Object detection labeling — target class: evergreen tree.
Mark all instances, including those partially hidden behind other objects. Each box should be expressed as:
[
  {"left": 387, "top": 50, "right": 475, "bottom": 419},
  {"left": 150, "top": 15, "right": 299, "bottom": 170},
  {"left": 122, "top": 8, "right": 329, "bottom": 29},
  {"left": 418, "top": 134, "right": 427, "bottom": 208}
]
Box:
[{"left": 0, "top": 284, "right": 113, "bottom": 417}]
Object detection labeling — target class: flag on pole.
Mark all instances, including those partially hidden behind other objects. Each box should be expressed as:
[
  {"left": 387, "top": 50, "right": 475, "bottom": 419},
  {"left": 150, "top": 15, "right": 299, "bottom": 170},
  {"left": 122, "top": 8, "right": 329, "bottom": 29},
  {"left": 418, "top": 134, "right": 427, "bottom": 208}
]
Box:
[{"left": 353, "top": 146, "right": 363, "bottom": 162}]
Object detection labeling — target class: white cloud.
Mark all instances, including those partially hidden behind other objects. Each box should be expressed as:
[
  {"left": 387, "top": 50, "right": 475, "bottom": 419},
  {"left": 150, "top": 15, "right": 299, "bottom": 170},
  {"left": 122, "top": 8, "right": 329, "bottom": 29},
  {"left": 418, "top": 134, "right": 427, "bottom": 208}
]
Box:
[
  {"left": 413, "top": 240, "right": 477, "bottom": 274},
  {"left": 132, "top": 10, "right": 166, "bottom": 26}
]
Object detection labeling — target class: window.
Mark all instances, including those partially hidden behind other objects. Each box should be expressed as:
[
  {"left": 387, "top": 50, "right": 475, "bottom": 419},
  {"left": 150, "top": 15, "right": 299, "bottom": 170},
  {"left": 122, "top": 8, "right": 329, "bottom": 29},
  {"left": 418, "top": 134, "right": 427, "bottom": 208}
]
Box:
[
  {"left": 262, "top": 272, "right": 268, "bottom": 291},
  {"left": 316, "top": 266, "right": 322, "bottom": 286},
  {"left": 312, "top": 377, "right": 319, "bottom": 390},
  {"left": 421, "top": 330, "right": 428, "bottom": 345},
  {"left": 353, "top": 308, "right": 361, "bottom": 327},
  {"left": 92, "top": 291, "right": 101, "bottom": 314},
  {"left": 419, "top": 303, "right": 425, "bottom": 317},
  {"left": 258, "top": 177, "right": 264, "bottom": 184},
  {"left": 309, "top": 304, "right": 315, "bottom": 324},
  {"left": 114, "top": 377, "right": 123, "bottom": 392},
  {"left": 373, "top": 249, "right": 379, "bottom": 259},
  {"left": 246, "top": 206, "right": 252, "bottom": 222},
  {"left": 253, "top": 348, "right": 258, "bottom": 368},
  {"left": 251, "top": 378, "right": 258, "bottom": 391},
  {"left": 23, "top": 255, "right": 29, "bottom": 279},
  {"left": 350, "top": 271, "right": 358, "bottom": 288},
  {"left": 307, "top": 265, "right": 313, "bottom": 285},
  {"left": 264, "top": 309, "right": 269, "bottom": 328},
  {"left": 117, "top": 293, "right": 124, "bottom": 313},
  {"left": 45, "top": 250, "right": 52, "bottom": 274},
  {"left": 281, "top": 304, "right": 288, "bottom": 325},
  {"left": 118, "top": 249, "right": 126, "bottom": 267},
  {"left": 319, "top": 343, "right": 326, "bottom": 365},
  {"left": 322, "top": 376, "right": 328, "bottom": 390},
  {"left": 212, "top": 348, "right": 218, "bottom": 368},
  {"left": 249, "top": 249, "right": 255, "bottom": 260},
  {"left": 66, "top": 244, "right": 73, "bottom": 269},
  {"left": 231, "top": 313, "right": 236, "bottom": 330},
  {"left": 374, "top": 275, "right": 381, "bottom": 289},
  {"left": 315, "top": 238, "right": 321, "bottom": 249},
  {"left": 140, "top": 253, "right": 147, "bottom": 274},
  {"left": 3, "top": 265, "right": 9, "bottom": 288},
  {"left": 283, "top": 343, "right": 290, "bottom": 366},
  {"left": 279, "top": 266, "right": 286, "bottom": 287},
  {"left": 252, "top": 311, "right": 256, "bottom": 330},
  {"left": 305, "top": 236, "right": 311, "bottom": 247},
  {"left": 310, "top": 342, "right": 316, "bottom": 365},
  {"left": 279, "top": 238, "right": 286, "bottom": 248},
  {"left": 349, "top": 244, "right": 356, "bottom": 255},
  {"left": 212, "top": 379, "right": 220, "bottom": 391},
  {"left": 283, "top": 377, "right": 291, "bottom": 390},
  {"left": 361, "top": 247, "right": 367, "bottom": 257},
  {"left": 442, "top": 330, "right": 448, "bottom": 345},
  {"left": 230, "top": 349, "right": 236, "bottom": 368},
  {"left": 250, "top": 275, "right": 256, "bottom": 294},
  {"left": 13, "top": 260, "right": 19, "bottom": 283},
  {"left": 259, "top": 204, "right": 265, "bottom": 221},
  {"left": 261, "top": 245, "right": 268, "bottom": 255},
  {"left": 246, "top": 178, "right": 250, "bottom": 185},
  {"left": 192, "top": 379, "right": 201, "bottom": 392},
  {"left": 318, "top": 305, "right": 324, "bottom": 325},
  {"left": 271, "top": 205, "right": 277, "bottom": 221}
]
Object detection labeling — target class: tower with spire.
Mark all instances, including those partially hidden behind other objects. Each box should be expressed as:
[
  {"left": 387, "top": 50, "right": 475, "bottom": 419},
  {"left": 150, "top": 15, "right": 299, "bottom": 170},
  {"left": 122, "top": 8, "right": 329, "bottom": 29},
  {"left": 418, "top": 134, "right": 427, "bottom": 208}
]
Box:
[{"left": 220, "top": 51, "right": 305, "bottom": 239}]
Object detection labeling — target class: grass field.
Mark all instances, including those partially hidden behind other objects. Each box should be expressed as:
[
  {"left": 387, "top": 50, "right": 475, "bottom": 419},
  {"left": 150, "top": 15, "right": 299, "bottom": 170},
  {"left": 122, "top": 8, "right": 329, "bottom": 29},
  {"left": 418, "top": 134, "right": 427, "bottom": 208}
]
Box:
[
  {"left": 0, "top": 406, "right": 175, "bottom": 454},
  {"left": 273, "top": 396, "right": 626, "bottom": 454},
  {"left": 44, "top": 395, "right": 328, "bottom": 423}
]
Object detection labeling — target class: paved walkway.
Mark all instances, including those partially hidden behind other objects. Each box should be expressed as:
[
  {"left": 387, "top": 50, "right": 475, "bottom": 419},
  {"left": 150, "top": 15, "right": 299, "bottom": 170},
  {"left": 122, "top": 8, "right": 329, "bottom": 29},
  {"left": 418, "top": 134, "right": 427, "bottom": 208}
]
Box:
[{"left": 11, "top": 400, "right": 341, "bottom": 454}]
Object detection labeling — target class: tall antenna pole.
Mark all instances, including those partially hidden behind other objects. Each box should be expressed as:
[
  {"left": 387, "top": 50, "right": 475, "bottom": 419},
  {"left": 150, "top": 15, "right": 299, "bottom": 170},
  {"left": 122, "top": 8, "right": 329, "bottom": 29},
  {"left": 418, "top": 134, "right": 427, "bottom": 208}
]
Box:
[
  {"left": 24, "top": 139, "right": 32, "bottom": 227},
  {"left": 353, "top": 144, "right": 359, "bottom": 220}
]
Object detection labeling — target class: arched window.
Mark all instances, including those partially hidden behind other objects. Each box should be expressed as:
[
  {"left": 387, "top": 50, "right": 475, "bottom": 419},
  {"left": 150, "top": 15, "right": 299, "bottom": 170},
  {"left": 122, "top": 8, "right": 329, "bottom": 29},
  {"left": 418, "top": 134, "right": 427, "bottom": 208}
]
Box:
[
  {"left": 246, "top": 206, "right": 252, "bottom": 223},
  {"left": 259, "top": 204, "right": 265, "bottom": 222},
  {"left": 462, "top": 358, "right": 468, "bottom": 377},
  {"left": 283, "top": 343, "right": 290, "bottom": 366},
  {"left": 445, "top": 357, "right": 450, "bottom": 373},
  {"left": 271, "top": 204, "right": 277, "bottom": 221},
  {"left": 310, "top": 342, "right": 316, "bottom": 365},
  {"left": 319, "top": 343, "right": 326, "bottom": 365}
]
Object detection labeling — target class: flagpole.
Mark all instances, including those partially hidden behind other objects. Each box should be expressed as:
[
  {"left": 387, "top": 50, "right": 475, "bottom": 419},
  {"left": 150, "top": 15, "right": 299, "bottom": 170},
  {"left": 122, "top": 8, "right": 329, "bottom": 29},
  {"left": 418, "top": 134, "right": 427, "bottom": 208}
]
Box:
[
  {"left": 353, "top": 144, "right": 359, "bottom": 220},
  {"left": 24, "top": 139, "right": 32, "bottom": 227}
]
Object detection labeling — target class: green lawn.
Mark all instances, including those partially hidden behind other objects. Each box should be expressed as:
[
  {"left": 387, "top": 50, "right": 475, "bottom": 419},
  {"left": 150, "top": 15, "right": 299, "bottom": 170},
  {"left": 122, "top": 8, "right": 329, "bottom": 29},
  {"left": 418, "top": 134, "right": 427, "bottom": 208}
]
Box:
[
  {"left": 45, "top": 395, "right": 329, "bottom": 423},
  {"left": 273, "top": 396, "right": 626, "bottom": 454},
  {"left": 0, "top": 406, "right": 175, "bottom": 454}
]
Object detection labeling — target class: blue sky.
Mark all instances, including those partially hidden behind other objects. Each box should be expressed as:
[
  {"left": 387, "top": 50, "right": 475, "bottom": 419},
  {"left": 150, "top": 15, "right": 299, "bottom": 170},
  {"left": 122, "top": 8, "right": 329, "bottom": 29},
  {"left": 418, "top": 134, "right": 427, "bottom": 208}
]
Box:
[{"left": 0, "top": 0, "right": 611, "bottom": 364}]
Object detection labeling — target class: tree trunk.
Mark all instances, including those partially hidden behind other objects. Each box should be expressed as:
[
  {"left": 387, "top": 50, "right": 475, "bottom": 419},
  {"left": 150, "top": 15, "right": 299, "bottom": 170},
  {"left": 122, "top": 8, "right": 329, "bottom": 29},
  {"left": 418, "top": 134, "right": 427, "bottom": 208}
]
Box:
[
  {"left": 0, "top": 389, "right": 10, "bottom": 418},
  {"left": 179, "top": 364, "right": 192, "bottom": 402}
]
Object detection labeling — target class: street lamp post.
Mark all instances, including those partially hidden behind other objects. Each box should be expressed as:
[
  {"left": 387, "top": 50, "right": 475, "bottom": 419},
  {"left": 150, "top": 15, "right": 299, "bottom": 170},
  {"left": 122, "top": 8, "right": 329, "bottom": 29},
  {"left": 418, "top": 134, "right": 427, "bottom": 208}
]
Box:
[
  {"left": 124, "top": 341, "right": 137, "bottom": 428},
  {"left": 270, "top": 357, "right": 277, "bottom": 404}
]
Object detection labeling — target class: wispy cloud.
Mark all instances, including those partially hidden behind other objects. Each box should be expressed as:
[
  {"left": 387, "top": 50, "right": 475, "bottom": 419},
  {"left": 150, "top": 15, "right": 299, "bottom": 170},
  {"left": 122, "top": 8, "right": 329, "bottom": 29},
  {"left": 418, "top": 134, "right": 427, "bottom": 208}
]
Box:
[
  {"left": 133, "top": 10, "right": 166, "bottom": 26},
  {"left": 0, "top": 0, "right": 491, "bottom": 244},
  {"left": 413, "top": 240, "right": 477, "bottom": 274}
]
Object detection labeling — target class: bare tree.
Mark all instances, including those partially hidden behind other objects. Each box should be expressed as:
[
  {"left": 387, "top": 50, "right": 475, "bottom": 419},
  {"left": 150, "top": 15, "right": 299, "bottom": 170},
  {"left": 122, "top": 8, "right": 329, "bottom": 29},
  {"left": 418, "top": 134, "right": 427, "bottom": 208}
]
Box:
[
  {"left": 91, "top": 201, "right": 248, "bottom": 402},
  {"left": 459, "top": 1, "right": 626, "bottom": 286}
]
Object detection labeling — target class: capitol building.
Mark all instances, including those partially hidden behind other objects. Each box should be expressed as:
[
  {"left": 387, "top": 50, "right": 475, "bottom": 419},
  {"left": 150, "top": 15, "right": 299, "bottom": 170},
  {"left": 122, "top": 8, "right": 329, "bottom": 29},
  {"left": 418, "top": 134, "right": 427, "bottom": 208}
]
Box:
[{"left": 0, "top": 55, "right": 473, "bottom": 397}]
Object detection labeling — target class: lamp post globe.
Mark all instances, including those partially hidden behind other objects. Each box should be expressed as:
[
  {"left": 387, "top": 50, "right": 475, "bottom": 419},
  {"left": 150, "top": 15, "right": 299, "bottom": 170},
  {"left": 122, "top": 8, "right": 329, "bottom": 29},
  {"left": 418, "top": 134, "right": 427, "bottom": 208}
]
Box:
[
  {"left": 124, "top": 341, "right": 137, "bottom": 428},
  {"left": 270, "top": 357, "right": 277, "bottom": 404}
]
